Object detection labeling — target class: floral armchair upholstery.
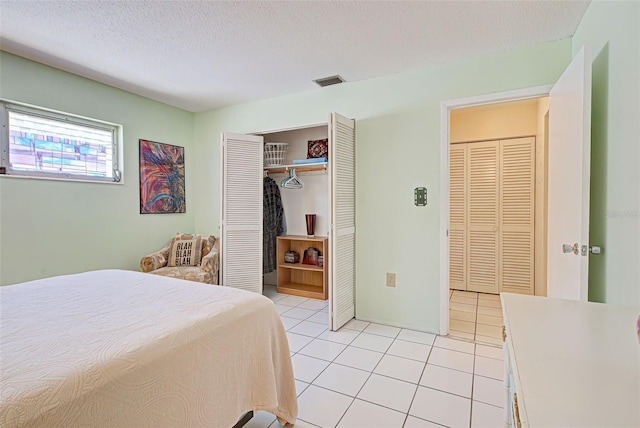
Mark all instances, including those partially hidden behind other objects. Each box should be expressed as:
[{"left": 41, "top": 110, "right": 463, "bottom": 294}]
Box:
[{"left": 140, "top": 233, "right": 219, "bottom": 285}]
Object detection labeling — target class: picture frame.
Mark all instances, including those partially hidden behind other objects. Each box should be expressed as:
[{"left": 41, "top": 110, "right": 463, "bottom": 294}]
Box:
[{"left": 139, "top": 139, "right": 186, "bottom": 214}]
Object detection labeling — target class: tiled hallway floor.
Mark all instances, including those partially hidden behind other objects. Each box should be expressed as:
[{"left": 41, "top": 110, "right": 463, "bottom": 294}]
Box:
[
  {"left": 253, "top": 286, "right": 504, "bottom": 428},
  {"left": 448, "top": 290, "right": 504, "bottom": 346}
]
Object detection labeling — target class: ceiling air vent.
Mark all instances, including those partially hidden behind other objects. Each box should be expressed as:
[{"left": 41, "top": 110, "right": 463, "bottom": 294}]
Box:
[{"left": 313, "top": 75, "right": 345, "bottom": 87}]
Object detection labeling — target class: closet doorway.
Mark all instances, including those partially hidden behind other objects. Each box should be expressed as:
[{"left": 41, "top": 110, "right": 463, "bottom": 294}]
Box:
[{"left": 447, "top": 98, "right": 549, "bottom": 343}]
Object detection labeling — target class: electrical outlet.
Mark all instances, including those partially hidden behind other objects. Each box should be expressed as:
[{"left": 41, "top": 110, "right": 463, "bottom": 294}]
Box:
[{"left": 386, "top": 272, "right": 396, "bottom": 287}]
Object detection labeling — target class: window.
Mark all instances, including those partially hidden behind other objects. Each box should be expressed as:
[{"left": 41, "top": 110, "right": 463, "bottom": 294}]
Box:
[{"left": 0, "top": 101, "right": 122, "bottom": 183}]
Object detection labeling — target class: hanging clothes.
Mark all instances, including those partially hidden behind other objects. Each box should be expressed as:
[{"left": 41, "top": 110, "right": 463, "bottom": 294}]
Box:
[{"left": 263, "top": 176, "right": 286, "bottom": 274}]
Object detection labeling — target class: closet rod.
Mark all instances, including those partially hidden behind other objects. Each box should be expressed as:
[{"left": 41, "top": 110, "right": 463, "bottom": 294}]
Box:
[{"left": 265, "top": 166, "right": 327, "bottom": 175}]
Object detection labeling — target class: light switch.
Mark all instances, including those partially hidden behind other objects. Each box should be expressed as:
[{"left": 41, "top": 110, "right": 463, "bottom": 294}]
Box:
[{"left": 414, "top": 187, "right": 427, "bottom": 206}]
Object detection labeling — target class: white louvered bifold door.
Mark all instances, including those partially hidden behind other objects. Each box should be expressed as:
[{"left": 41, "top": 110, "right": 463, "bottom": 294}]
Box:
[
  {"left": 221, "top": 132, "right": 264, "bottom": 293},
  {"left": 499, "top": 137, "right": 535, "bottom": 295},
  {"left": 449, "top": 144, "right": 468, "bottom": 290},
  {"left": 329, "top": 113, "right": 356, "bottom": 331},
  {"left": 467, "top": 141, "right": 500, "bottom": 294}
]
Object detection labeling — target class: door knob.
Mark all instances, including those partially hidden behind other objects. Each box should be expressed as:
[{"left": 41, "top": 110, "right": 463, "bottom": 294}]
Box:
[{"left": 562, "top": 243, "right": 579, "bottom": 255}]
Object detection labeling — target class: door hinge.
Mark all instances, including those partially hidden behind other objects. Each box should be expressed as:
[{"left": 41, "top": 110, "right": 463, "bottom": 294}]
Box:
[{"left": 502, "top": 325, "right": 506, "bottom": 342}]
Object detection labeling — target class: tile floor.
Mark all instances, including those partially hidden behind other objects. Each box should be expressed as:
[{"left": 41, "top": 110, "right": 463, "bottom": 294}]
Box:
[
  {"left": 448, "top": 290, "right": 504, "bottom": 346},
  {"left": 252, "top": 286, "right": 505, "bottom": 428}
]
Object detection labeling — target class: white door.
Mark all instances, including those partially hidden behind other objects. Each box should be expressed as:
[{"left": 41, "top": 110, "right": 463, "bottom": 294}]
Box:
[
  {"left": 329, "top": 113, "right": 356, "bottom": 330},
  {"left": 547, "top": 47, "right": 592, "bottom": 301},
  {"left": 220, "top": 132, "right": 264, "bottom": 293}
]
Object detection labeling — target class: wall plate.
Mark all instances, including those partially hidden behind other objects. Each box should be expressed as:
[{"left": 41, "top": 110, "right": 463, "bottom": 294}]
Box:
[{"left": 414, "top": 187, "right": 427, "bottom": 206}]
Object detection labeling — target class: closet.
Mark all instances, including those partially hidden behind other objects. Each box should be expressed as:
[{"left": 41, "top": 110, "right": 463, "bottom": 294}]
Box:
[
  {"left": 449, "top": 136, "right": 535, "bottom": 295},
  {"left": 220, "top": 113, "right": 355, "bottom": 330}
]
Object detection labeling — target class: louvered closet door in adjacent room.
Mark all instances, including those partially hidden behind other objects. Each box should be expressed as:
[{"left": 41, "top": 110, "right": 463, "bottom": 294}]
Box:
[
  {"left": 221, "top": 132, "right": 264, "bottom": 293},
  {"left": 467, "top": 141, "right": 500, "bottom": 294},
  {"left": 449, "top": 144, "right": 467, "bottom": 290},
  {"left": 499, "top": 137, "right": 535, "bottom": 295},
  {"left": 329, "top": 112, "right": 356, "bottom": 331}
]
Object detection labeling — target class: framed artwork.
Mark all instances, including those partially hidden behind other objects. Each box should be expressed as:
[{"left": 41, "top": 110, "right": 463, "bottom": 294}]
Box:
[{"left": 139, "top": 139, "right": 185, "bottom": 214}]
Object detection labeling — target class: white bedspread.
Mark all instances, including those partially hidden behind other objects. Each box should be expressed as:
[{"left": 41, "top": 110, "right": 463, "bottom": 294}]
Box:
[{"left": 0, "top": 270, "right": 297, "bottom": 427}]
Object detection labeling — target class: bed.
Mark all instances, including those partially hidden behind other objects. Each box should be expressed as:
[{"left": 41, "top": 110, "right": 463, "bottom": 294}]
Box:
[{"left": 0, "top": 270, "right": 298, "bottom": 427}]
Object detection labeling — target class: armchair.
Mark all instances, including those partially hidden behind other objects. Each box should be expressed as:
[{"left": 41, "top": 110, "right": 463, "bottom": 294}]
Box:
[{"left": 140, "top": 233, "right": 219, "bottom": 285}]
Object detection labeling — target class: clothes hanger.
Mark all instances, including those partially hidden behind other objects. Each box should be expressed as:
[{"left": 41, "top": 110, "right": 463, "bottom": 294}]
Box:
[{"left": 280, "top": 167, "right": 303, "bottom": 189}]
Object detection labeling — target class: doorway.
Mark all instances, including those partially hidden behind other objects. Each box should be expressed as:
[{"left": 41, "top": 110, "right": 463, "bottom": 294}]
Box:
[
  {"left": 446, "top": 98, "right": 549, "bottom": 343},
  {"left": 438, "top": 85, "right": 553, "bottom": 337}
]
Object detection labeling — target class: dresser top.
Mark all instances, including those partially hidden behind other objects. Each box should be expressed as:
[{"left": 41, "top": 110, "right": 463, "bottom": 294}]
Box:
[{"left": 501, "top": 293, "right": 640, "bottom": 428}]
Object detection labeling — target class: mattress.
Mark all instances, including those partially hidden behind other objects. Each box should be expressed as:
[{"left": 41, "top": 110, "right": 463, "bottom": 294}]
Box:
[{"left": 0, "top": 270, "right": 297, "bottom": 427}]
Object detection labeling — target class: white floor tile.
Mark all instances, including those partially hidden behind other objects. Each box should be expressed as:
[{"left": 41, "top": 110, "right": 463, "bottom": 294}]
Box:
[
  {"left": 449, "top": 330, "right": 475, "bottom": 341},
  {"left": 306, "top": 311, "right": 329, "bottom": 325},
  {"left": 334, "top": 346, "right": 384, "bottom": 372},
  {"left": 357, "top": 374, "right": 418, "bottom": 413},
  {"left": 474, "top": 356, "right": 504, "bottom": 380},
  {"left": 477, "top": 299, "right": 502, "bottom": 309},
  {"left": 350, "top": 332, "right": 394, "bottom": 353},
  {"left": 337, "top": 398, "right": 406, "bottom": 428},
  {"left": 452, "top": 290, "right": 478, "bottom": 298},
  {"left": 475, "top": 343, "right": 503, "bottom": 360},
  {"left": 289, "top": 321, "right": 328, "bottom": 338},
  {"left": 477, "top": 293, "right": 501, "bottom": 302},
  {"left": 280, "top": 316, "right": 302, "bottom": 330},
  {"left": 373, "top": 354, "right": 425, "bottom": 384},
  {"left": 244, "top": 410, "right": 276, "bottom": 428},
  {"left": 295, "top": 380, "right": 310, "bottom": 397},
  {"left": 450, "top": 302, "right": 477, "bottom": 313},
  {"left": 343, "top": 319, "right": 370, "bottom": 332},
  {"left": 318, "top": 328, "right": 360, "bottom": 345},
  {"left": 409, "top": 387, "right": 471, "bottom": 428},
  {"left": 476, "top": 306, "right": 502, "bottom": 317},
  {"left": 450, "top": 295, "right": 478, "bottom": 305},
  {"left": 298, "top": 338, "right": 347, "bottom": 362},
  {"left": 387, "top": 339, "right": 431, "bottom": 362},
  {"left": 298, "top": 299, "right": 328, "bottom": 310},
  {"left": 270, "top": 419, "right": 320, "bottom": 428},
  {"left": 403, "top": 415, "right": 443, "bottom": 427},
  {"left": 297, "top": 385, "right": 353, "bottom": 428},
  {"left": 363, "top": 322, "right": 401, "bottom": 338},
  {"left": 278, "top": 295, "right": 309, "bottom": 307},
  {"left": 286, "top": 332, "right": 314, "bottom": 352},
  {"left": 312, "top": 363, "right": 371, "bottom": 397},
  {"left": 450, "top": 309, "right": 476, "bottom": 322},
  {"left": 476, "top": 313, "right": 502, "bottom": 327},
  {"left": 397, "top": 329, "right": 436, "bottom": 345},
  {"left": 281, "top": 307, "right": 318, "bottom": 320},
  {"left": 474, "top": 335, "right": 503, "bottom": 346},
  {"left": 427, "top": 347, "right": 475, "bottom": 373},
  {"left": 450, "top": 318, "right": 476, "bottom": 334},
  {"left": 475, "top": 323, "right": 502, "bottom": 339},
  {"left": 434, "top": 336, "right": 475, "bottom": 354},
  {"left": 291, "top": 354, "right": 330, "bottom": 383},
  {"left": 419, "top": 364, "right": 472, "bottom": 398},
  {"left": 471, "top": 401, "right": 503, "bottom": 428},
  {"left": 274, "top": 303, "right": 294, "bottom": 315},
  {"left": 472, "top": 375, "right": 503, "bottom": 408}
]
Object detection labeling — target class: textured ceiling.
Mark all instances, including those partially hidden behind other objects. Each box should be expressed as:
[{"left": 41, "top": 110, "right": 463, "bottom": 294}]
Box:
[{"left": 0, "top": 1, "right": 589, "bottom": 112}]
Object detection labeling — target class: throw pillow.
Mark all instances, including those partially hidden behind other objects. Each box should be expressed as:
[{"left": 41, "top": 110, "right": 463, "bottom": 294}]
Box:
[{"left": 168, "top": 238, "right": 202, "bottom": 267}]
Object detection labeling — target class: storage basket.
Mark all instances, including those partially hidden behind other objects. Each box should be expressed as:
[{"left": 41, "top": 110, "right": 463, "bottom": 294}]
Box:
[{"left": 264, "top": 142, "right": 288, "bottom": 166}]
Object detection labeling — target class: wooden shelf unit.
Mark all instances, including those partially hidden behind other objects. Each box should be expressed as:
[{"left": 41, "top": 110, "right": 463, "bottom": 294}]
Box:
[{"left": 277, "top": 235, "right": 328, "bottom": 300}]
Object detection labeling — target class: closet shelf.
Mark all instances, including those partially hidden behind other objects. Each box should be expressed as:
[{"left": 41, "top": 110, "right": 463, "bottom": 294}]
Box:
[
  {"left": 277, "top": 282, "right": 325, "bottom": 299},
  {"left": 278, "top": 263, "right": 323, "bottom": 272},
  {"left": 264, "top": 162, "right": 327, "bottom": 175}
]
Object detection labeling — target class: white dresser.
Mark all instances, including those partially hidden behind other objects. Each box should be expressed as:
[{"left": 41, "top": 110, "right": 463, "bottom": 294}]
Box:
[{"left": 501, "top": 293, "right": 640, "bottom": 427}]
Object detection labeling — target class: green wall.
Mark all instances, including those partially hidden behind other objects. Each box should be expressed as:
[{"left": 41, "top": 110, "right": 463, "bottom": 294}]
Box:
[
  {"left": 573, "top": 1, "right": 640, "bottom": 306},
  {"left": 194, "top": 40, "right": 571, "bottom": 332},
  {"left": 0, "top": 53, "right": 195, "bottom": 285}
]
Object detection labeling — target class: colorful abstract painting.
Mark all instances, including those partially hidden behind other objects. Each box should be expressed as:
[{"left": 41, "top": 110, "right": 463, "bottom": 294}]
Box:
[{"left": 139, "top": 139, "right": 185, "bottom": 214}]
